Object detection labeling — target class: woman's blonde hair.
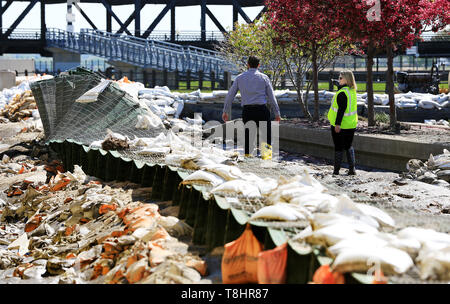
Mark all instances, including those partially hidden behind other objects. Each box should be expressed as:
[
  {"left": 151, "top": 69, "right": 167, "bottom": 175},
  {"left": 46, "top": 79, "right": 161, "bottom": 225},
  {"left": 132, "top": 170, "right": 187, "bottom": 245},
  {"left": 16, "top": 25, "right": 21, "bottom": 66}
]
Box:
[{"left": 340, "top": 70, "right": 357, "bottom": 90}]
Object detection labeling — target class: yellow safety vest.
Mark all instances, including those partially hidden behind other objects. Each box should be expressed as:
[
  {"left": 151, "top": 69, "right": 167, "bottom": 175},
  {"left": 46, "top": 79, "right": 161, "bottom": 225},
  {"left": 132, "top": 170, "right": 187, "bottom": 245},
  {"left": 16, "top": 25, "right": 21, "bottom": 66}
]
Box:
[{"left": 327, "top": 86, "right": 358, "bottom": 129}]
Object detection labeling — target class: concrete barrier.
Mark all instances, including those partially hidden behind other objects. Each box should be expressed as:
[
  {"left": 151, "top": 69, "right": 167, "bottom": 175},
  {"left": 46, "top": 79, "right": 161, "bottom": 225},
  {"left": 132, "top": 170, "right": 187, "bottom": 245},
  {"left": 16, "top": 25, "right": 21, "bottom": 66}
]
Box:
[
  {"left": 279, "top": 123, "right": 449, "bottom": 172},
  {"left": 0, "top": 70, "right": 16, "bottom": 90},
  {"left": 0, "top": 59, "right": 34, "bottom": 75}
]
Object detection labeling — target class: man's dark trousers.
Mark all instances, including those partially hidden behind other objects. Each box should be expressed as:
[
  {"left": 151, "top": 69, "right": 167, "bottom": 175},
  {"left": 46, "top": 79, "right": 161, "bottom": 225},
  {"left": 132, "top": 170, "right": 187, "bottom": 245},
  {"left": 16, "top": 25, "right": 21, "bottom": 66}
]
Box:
[{"left": 242, "top": 104, "right": 271, "bottom": 155}]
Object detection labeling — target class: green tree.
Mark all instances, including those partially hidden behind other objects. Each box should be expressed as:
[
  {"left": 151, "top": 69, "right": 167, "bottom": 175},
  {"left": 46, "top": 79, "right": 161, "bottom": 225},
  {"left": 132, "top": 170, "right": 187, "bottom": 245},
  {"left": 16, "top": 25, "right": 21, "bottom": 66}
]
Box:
[
  {"left": 267, "top": 0, "right": 352, "bottom": 120},
  {"left": 215, "top": 17, "right": 285, "bottom": 88}
]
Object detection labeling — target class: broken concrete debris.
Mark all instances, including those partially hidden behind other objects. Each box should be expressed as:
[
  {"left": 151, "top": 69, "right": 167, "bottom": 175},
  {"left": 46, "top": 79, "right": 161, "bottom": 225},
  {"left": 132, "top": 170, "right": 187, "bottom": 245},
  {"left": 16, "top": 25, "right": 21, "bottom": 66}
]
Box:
[{"left": 404, "top": 149, "right": 450, "bottom": 187}]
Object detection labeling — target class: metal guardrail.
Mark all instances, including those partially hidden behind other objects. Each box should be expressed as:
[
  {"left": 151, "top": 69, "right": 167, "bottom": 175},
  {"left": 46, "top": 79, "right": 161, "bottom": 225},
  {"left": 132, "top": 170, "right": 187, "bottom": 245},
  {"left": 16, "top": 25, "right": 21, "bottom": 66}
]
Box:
[
  {"left": 0, "top": 28, "right": 44, "bottom": 40},
  {"left": 420, "top": 32, "right": 450, "bottom": 42},
  {"left": 44, "top": 28, "right": 230, "bottom": 78}
]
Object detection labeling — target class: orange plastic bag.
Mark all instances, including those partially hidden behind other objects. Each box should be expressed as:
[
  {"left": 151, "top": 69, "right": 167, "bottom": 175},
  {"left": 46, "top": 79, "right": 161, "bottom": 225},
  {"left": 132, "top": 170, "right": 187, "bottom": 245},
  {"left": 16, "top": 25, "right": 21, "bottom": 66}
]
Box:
[
  {"left": 221, "top": 224, "right": 263, "bottom": 284},
  {"left": 257, "top": 243, "right": 288, "bottom": 284},
  {"left": 312, "top": 264, "right": 345, "bottom": 284}
]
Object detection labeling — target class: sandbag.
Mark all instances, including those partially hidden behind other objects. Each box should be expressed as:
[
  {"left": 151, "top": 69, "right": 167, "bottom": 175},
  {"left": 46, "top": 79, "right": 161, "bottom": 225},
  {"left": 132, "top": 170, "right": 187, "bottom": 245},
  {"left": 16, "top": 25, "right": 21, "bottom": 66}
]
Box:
[
  {"left": 221, "top": 224, "right": 263, "bottom": 284},
  {"left": 201, "top": 164, "right": 243, "bottom": 181},
  {"left": 181, "top": 170, "right": 225, "bottom": 187},
  {"left": 397, "top": 102, "right": 417, "bottom": 109},
  {"left": 417, "top": 242, "right": 450, "bottom": 281},
  {"left": 172, "top": 100, "right": 184, "bottom": 118},
  {"left": 327, "top": 234, "right": 389, "bottom": 258},
  {"left": 305, "top": 222, "right": 376, "bottom": 247},
  {"left": 211, "top": 179, "right": 261, "bottom": 197},
  {"left": 332, "top": 246, "right": 414, "bottom": 275},
  {"left": 163, "top": 105, "right": 176, "bottom": 116},
  {"left": 418, "top": 99, "right": 441, "bottom": 109},
  {"left": 137, "top": 147, "right": 171, "bottom": 155},
  {"left": 249, "top": 203, "right": 308, "bottom": 221},
  {"left": 243, "top": 175, "right": 278, "bottom": 196},
  {"left": 332, "top": 194, "right": 380, "bottom": 229},
  {"left": 397, "top": 227, "right": 450, "bottom": 245},
  {"left": 212, "top": 90, "right": 228, "bottom": 97},
  {"left": 289, "top": 193, "right": 338, "bottom": 213},
  {"left": 257, "top": 243, "right": 288, "bottom": 284},
  {"left": 355, "top": 203, "right": 395, "bottom": 228},
  {"left": 135, "top": 114, "right": 163, "bottom": 129},
  {"left": 153, "top": 98, "right": 172, "bottom": 107}
]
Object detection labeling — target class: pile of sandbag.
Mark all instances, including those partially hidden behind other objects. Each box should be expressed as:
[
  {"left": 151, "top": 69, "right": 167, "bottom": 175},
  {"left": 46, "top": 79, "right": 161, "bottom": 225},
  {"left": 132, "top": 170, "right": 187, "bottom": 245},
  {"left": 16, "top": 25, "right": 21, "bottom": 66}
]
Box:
[
  {"left": 175, "top": 144, "right": 450, "bottom": 281},
  {"left": 223, "top": 89, "right": 337, "bottom": 105},
  {"left": 138, "top": 86, "right": 185, "bottom": 119},
  {"left": 0, "top": 90, "right": 39, "bottom": 122},
  {"left": 424, "top": 119, "right": 450, "bottom": 127},
  {"left": 404, "top": 149, "right": 450, "bottom": 186},
  {"left": 358, "top": 91, "right": 450, "bottom": 110},
  {"left": 14, "top": 75, "right": 53, "bottom": 87},
  {"left": 0, "top": 74, "right": 53, "bottom": 122},
  {"left": 0, "top": 75, "right": 53, "bottom": 113}
]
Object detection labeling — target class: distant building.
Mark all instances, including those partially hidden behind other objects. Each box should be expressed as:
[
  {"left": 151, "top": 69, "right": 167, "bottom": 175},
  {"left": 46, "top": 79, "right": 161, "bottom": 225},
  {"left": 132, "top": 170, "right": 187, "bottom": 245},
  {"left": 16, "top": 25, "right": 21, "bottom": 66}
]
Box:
[{"left": 0, "top": 59, "right": 35, "bottom": 75}]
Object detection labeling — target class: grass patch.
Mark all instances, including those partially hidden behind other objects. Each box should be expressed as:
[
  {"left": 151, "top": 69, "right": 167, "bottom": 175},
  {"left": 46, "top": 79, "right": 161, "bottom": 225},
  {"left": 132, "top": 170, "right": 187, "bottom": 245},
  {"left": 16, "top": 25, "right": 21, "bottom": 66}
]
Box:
[
  {"left": 175, "top": 81, "right": 219, "bottom": 92},
  {"left": 375, "top": 112, "right": 390, "bottom": 124},
  {"left": 314, "top": 82, "right": 386, "bottom": 93}
]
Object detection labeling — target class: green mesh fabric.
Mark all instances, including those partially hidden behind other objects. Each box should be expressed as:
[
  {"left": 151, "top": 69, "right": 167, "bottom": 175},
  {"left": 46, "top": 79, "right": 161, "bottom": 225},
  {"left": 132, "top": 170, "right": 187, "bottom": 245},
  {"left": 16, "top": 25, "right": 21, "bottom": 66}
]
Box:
[{"left": 31, "top": 68, "right": 167, "bottom": 145}]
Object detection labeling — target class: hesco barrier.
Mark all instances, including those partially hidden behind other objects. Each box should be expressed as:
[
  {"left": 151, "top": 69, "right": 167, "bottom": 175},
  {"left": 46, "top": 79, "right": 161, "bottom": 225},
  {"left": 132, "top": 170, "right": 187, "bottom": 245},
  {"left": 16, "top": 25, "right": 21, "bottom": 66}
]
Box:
[
  {"left": 48, "top": 138, "right": 374, "bottom": 284},
  {"left": 31, "top": 69, "right": 375, "bottom": 284}
]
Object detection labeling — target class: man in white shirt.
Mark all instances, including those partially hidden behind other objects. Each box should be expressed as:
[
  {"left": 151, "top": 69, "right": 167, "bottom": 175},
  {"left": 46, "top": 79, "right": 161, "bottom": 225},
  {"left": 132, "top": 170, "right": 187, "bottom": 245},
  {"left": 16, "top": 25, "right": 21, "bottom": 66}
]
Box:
[{"left": 222, "top": 56, "right": 281, "bottom": 156}]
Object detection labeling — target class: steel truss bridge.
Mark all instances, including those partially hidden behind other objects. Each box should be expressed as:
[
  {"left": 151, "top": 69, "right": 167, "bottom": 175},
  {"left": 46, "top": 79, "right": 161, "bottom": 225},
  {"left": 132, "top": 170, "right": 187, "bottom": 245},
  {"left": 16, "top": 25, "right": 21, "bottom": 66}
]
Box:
[
  {"left": 0, "top": 0, "right": 266, "bottom": 52},
  {"left": 0, "top": 1, "right": 448, "bottom": 81}
]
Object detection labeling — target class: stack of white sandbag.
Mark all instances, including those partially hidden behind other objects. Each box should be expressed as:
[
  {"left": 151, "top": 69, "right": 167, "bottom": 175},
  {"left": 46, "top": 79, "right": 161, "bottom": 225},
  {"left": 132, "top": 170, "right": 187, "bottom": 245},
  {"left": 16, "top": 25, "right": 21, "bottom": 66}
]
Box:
[
  {"left": 424, "top": 119, "right": 450, "bottom": 127},
  {"left": 292, "top": 191, "right": 450, "bottom": 280},
  {"left": 115, "top": 77, "right": 145, "bottom": 101},
  {"left": 138, "top": 86, "right": 184, "bottom": 120},
  {"left": 178, "top": 157, "right": 450, "bottom": 280},
  {"left": 14, "top": 75, "right": 53, "bottom": 86},
  {"left": 358, "top": 91, "right": 450, "bottom": 110}
]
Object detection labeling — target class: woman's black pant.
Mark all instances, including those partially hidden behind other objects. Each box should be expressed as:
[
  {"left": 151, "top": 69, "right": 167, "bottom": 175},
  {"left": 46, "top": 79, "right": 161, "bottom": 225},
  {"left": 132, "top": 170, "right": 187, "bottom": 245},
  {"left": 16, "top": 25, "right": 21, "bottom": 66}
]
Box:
[
  {"left": 330, "top": 126, "right": 355, "bottom": 151},
  {"left": 242, "top": 104, "right": 271, "bottom": 155}
]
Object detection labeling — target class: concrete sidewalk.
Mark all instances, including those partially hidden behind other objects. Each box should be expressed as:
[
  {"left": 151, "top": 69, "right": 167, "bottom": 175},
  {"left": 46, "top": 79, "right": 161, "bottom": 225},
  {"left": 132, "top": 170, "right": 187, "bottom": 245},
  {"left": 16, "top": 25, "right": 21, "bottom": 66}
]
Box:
[{"left": 279, "top": 123, "right": 449, "bottom": 172}]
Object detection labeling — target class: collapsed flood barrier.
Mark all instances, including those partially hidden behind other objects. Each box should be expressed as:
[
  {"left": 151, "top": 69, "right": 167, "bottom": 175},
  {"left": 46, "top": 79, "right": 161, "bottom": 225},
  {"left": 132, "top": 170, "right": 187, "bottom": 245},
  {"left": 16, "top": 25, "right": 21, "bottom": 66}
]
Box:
[
  {"left": 29, "top": 69, "right": 392, "bottom": 284},
  {"left": 47, "top": 138, "right": 370, "bottom": 284}
]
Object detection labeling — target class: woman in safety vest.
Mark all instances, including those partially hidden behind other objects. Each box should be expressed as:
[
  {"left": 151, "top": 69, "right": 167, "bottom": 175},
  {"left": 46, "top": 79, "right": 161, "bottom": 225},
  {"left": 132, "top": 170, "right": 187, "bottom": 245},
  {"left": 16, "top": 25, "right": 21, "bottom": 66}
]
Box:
[{"left": 327, "top": 70, "right": 358, "bottom": 175}]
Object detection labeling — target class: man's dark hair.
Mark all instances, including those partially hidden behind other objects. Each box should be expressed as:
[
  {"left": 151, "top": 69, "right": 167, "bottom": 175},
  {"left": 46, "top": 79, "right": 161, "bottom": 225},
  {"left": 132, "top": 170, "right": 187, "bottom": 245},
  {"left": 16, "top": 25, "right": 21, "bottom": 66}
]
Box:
[{"left": 247, "top": 56, "right": 260, "bottom": 68}]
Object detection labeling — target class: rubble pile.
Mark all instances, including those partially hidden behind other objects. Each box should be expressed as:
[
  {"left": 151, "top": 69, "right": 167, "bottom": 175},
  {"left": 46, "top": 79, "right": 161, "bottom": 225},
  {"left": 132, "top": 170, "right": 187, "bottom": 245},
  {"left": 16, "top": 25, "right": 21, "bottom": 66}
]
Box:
[
  {"left": 0, "top": 75, "right": 53, "bottom": 122},
  {"left": 0, "top": 90, "right": 39, "bottom": 122},
  {"left": 0, "top": 151, "right": 209, "bottom": 283},
  {"left": 404, "top": 149, "right": 450, "bottom": 187}
]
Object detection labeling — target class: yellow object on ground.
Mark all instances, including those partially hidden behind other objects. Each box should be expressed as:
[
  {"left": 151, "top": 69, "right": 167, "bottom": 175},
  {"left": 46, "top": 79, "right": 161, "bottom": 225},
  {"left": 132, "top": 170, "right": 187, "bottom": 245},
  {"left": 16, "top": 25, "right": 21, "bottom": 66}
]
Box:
[{"left": 261, "top": 142, "right": 272, "bottom": 160}]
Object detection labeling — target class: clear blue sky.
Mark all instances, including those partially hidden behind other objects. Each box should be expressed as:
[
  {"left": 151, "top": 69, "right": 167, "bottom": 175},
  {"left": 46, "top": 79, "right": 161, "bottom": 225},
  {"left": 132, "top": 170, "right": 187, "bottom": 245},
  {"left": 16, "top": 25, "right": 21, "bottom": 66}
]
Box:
[{"left": 1, "top": 1, "right": 264, "bottom": 32}]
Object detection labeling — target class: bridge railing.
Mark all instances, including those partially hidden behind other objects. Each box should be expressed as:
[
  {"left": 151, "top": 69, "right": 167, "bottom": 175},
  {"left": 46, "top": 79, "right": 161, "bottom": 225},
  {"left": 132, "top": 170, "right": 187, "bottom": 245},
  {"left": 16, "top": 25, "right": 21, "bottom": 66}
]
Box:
[
  {"left": 420, "top": 32, "right": 450, "bottom": 42},
  {"left": 46, "top": 28, "right": 80, "bottom": 50},
  {"left": 0, "top": 28, "right": 43, "bottom": 40},
  {"left": 45, "top": 28, "right": 229, "bottom": 78}
]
